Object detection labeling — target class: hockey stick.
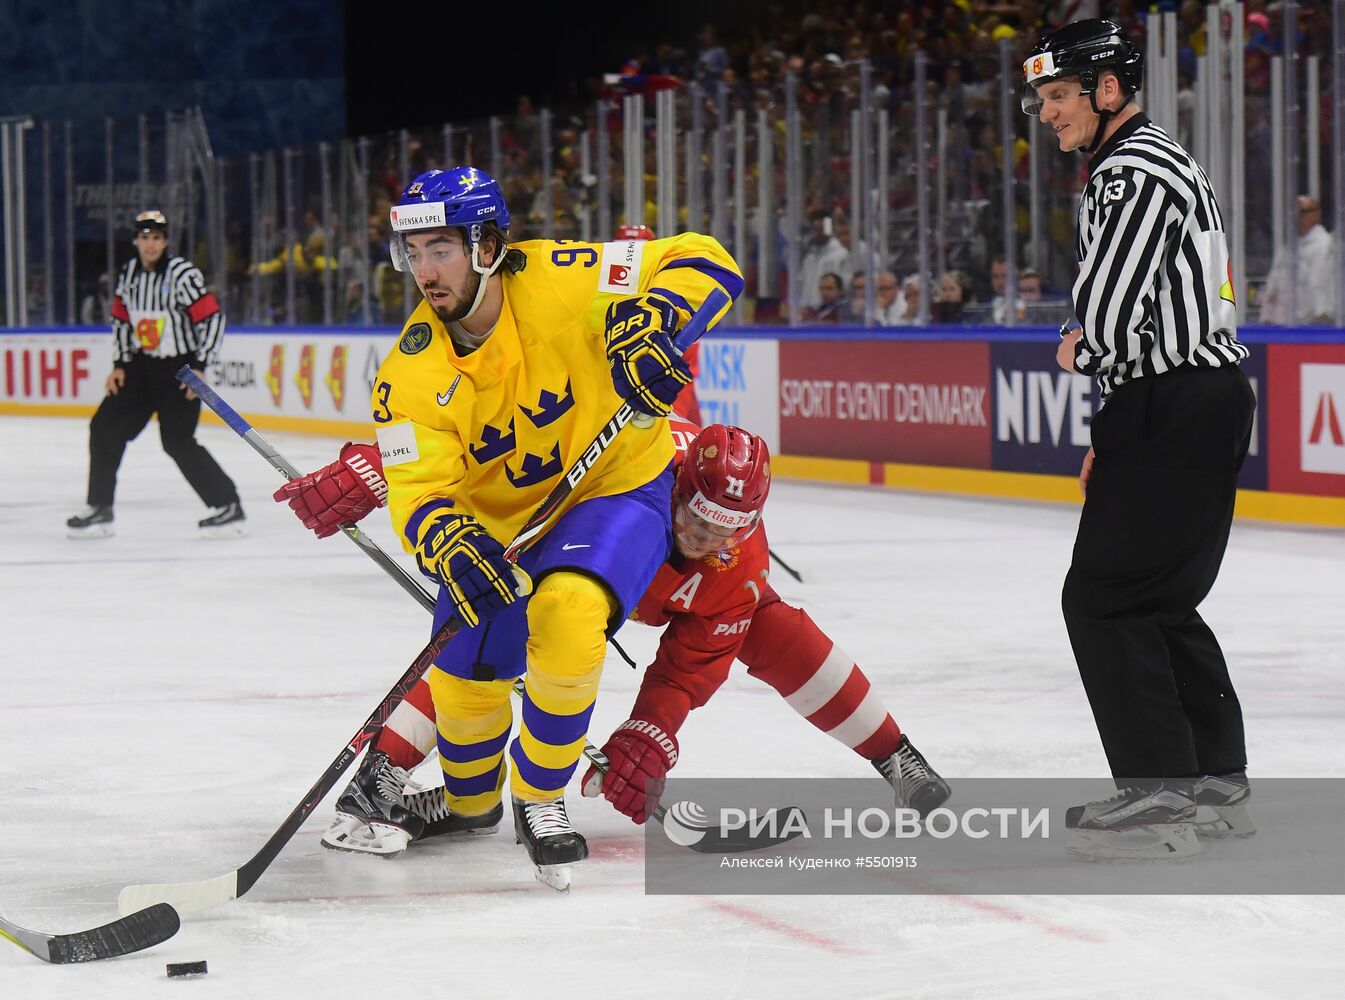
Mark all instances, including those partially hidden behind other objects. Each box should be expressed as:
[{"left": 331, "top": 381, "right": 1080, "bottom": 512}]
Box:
[
  {"left": 768, "top": 547, "right": 810, "bottom": 584},
  {"left": 119, "top": 290, "right": 731, "bottom": 918},
  {"left": 189, "top": 308, "right": 798, "bottom": 854},
  {"left": 0, "top": 904, "right": 179, "bottom": 964},
  {"left": 178, "top": 367, "right": 436, "bottom": 614}
]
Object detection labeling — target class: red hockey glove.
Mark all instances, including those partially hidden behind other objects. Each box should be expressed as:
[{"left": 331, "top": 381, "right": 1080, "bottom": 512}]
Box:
[
  {"left": 581, "top": 718, "right": 679, "bottom": 824},
  {"left": 273, "top": 442, "right": 387, "bottom": 539}
]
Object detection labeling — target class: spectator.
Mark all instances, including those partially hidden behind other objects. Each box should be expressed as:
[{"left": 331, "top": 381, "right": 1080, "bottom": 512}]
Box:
[
  {"left": 989, "top": 255, "right": 1012, "bottom": 323},
  {"left": 79, "top": 273, "right": 111, "bottom": 326},
  {"left": 1244, "top": 11, "right": 1276, "bottom": 92},
  {"left": 345, "top": 277, "right": 379, "bottom": 324},
  {"left": 932, "top": 270, "right": 967, "bottom": 324},
  {"left": 847, "top": 270, "right": 904, "bottom": 324},
  {"left": 1261, "top": 195, "right": 1336, "bottom": 325},
  {"left": 1018, "top": 268, "right": 1043, "bottom": 304},
  {"left": 799, "top": 211, "right": 851, "bottom": 311},
  {"left": 696, "top": 25, "right": 729, "bottom": 85},
  {"left": 892, "top": 274, "right": 923, "bottom": 326},
  {"left": 834, "top": 215, "right": 871, "bottom": 277},
  {"left": 808, "top": 272, "right": 848, "bottom": 324},
  {"left": 849, "top": 272, "right": 867, "bottom": 321},
  {"left": 874, "top": 269, "right": 906, "bottom": 324}
]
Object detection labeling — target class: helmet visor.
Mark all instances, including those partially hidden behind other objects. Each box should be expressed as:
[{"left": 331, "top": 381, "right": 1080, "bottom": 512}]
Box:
[
  {"left": 673, "top": 492, "right": 759, "bottom": 558},
  {"left": 1021, "top": 49, "right": 1064, "bottom": 116},
  {"left": 1021, "top": 78, "right": 1088, "bottom": 117},
  {"left": 390, "top": 230, "right": 468, "bottom": 274}
]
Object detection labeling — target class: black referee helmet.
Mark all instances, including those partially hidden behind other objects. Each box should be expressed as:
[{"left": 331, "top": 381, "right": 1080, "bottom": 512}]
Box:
[
  {"left": 133, "top": 209, "right": 168, "bottom": 236},
  {"left": 1021, "top": 18, "right": 1144, "bottom": 117}
]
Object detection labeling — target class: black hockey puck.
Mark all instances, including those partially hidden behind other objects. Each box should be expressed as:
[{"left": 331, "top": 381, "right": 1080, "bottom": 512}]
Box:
[{"left": 166, "top": 960, "right": 208, "bottom": 977}]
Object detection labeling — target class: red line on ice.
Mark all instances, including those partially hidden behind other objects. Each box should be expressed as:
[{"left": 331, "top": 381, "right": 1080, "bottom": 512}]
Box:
[
  {"left": 942, "top": 893, "right": 1105, "bottom": 943},
  {"left": 702, "top": 899, "right": 866, "bottom": 955}
]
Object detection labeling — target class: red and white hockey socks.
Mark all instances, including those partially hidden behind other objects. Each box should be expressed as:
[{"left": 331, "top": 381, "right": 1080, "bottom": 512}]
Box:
[
  {"left": 374, "top": 676, "right": 437, "bottom": 771},
  {"left": 739, "top": 599, "right": 902, "bottom": 760}
]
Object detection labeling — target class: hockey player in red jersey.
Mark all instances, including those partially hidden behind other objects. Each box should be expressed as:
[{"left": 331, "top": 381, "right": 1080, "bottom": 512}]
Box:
[
  {"left": 579, "top": 420, "right": 948, "bottom": 825},
  {"left": 276, "top": 421, "right": 948, "bottom": 853}
]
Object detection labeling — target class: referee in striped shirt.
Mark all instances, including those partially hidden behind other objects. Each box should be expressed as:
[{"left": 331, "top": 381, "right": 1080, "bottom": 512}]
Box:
[
  {"left": 67, "top": 210, "right": 245, "bottom": 538},
  {"left": 1023, "top": 20, "right": 1257, "bottom": 859}
]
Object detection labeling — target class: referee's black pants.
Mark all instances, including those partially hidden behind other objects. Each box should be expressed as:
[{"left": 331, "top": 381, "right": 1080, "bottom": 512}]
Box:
[
  {"left": 86, "top": 355, "right": 239, "bottom": 509},
  {"left": 1062, "top": 364, "right": 1256, "bottom": 781}
]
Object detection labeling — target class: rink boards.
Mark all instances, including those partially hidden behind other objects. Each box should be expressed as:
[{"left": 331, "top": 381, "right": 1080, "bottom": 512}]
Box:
[{"left": 3, "top": 324, "right": 1343, "bottom": 526}]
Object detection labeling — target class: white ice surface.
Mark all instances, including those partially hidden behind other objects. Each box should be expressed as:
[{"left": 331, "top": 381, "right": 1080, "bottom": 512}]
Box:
[{"left": 2, "top": 416, "right": 1342, "bottom": 998}]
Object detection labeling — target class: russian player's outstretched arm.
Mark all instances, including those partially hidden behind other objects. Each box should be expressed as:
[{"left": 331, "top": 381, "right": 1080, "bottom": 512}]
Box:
[{"left": 583, "top": 600, "right": 756, "bottom": 824}]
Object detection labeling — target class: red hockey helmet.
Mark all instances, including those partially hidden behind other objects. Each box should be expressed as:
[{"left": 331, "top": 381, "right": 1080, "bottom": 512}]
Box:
[
  {"left": 614, "top": 224, "right": 656, "bottom": 241},
  {"left": 672, "top": 425, "right": 771, "bottom": 558}
]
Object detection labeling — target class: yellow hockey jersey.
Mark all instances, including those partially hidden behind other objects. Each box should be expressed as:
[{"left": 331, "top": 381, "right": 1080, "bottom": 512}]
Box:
[{"left": 372, "top": 234, "right": 742, "bottom": 555}]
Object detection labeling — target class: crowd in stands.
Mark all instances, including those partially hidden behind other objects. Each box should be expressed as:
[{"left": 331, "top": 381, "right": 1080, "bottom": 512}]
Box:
[{"left": 225, "top": 0, "right": 1335, "bottom": 327}]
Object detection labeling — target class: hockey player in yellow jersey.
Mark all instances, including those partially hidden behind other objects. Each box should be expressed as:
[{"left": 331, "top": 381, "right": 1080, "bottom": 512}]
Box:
[{"left": 369, "top": 166, "right": 739, "bottom": 889}]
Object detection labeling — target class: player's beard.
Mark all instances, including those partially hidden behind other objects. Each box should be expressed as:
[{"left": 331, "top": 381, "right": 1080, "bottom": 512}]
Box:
[{"left": 424, "top": 268, "right": 481, "bottom": 326}]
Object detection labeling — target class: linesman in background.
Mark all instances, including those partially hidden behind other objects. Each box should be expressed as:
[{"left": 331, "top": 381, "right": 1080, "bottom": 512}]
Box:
[
  {"left": 1023, "top": 20, "right": 1257, "bottom": 861},
  {"left": 67, "top": 210, "right": 246, "bottom": 539}
]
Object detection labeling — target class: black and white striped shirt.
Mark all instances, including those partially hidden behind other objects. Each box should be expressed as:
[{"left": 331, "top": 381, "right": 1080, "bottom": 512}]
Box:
[
  {"left": 109, "top": 256, "right": 225, "bottom": 367},
  {"left": 1072, "top": 114, "right": 1248, "bottom": 398}
]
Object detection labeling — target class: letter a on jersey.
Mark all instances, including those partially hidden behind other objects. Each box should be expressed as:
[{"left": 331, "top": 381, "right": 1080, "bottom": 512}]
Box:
[{"left": 669, "top": 573, "right": 702, "bottom": 610}]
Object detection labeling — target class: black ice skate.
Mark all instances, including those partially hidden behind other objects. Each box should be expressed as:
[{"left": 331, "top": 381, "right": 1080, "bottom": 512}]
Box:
[
  {"left": 66, "top": 505, "right": 114, "bottom": 539},
  {"left": 513, "top": 796, "right": 588, "bottom": 893},
  {"left": 198, "top": 501, "right": 247, "bottom": 538},
  {"left": 408, "top": 786, "right": 503, "bottom": 842},
  {"left": 873, "top": 735, "right": 952, "bottom": 818},
  {"left": 322, "top": 750, "right": 425, "bottom": 857},
  {"left": 1065, "top": 781, "right": 1200, "bottom": 862},
  {"left": 1192, "top": 771, "right": 1257, "bottom": 839}
]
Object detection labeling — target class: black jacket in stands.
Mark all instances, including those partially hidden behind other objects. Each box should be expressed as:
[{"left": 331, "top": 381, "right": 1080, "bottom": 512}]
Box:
[
  {"left": 1071, "top": 114, "right": 1249, "bottom": 398},
  {"left": 109, "top": 256, "right": 225, "bottom": 367}
]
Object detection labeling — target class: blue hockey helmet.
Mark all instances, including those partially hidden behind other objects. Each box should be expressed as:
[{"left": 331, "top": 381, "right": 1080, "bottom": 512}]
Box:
[{"left": 389, "top": 166, "right": 511, "bottom": 274}]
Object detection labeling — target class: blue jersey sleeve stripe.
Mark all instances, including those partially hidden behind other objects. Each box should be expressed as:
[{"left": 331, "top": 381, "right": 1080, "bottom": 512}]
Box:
[
  {"left": 649, "top": 286, "right": 693, "bottom": 315},
  {"left": 404, "top": 498, "right": 457, "bottom": 547},
  {"left": 661, "top": 257, "right": 746, "bottom": 301}
]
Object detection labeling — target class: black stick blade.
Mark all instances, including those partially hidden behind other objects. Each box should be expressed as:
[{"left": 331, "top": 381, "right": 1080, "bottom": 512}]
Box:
[{"left": 44, "top": 903, "right": 181, "bottom": 964}]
